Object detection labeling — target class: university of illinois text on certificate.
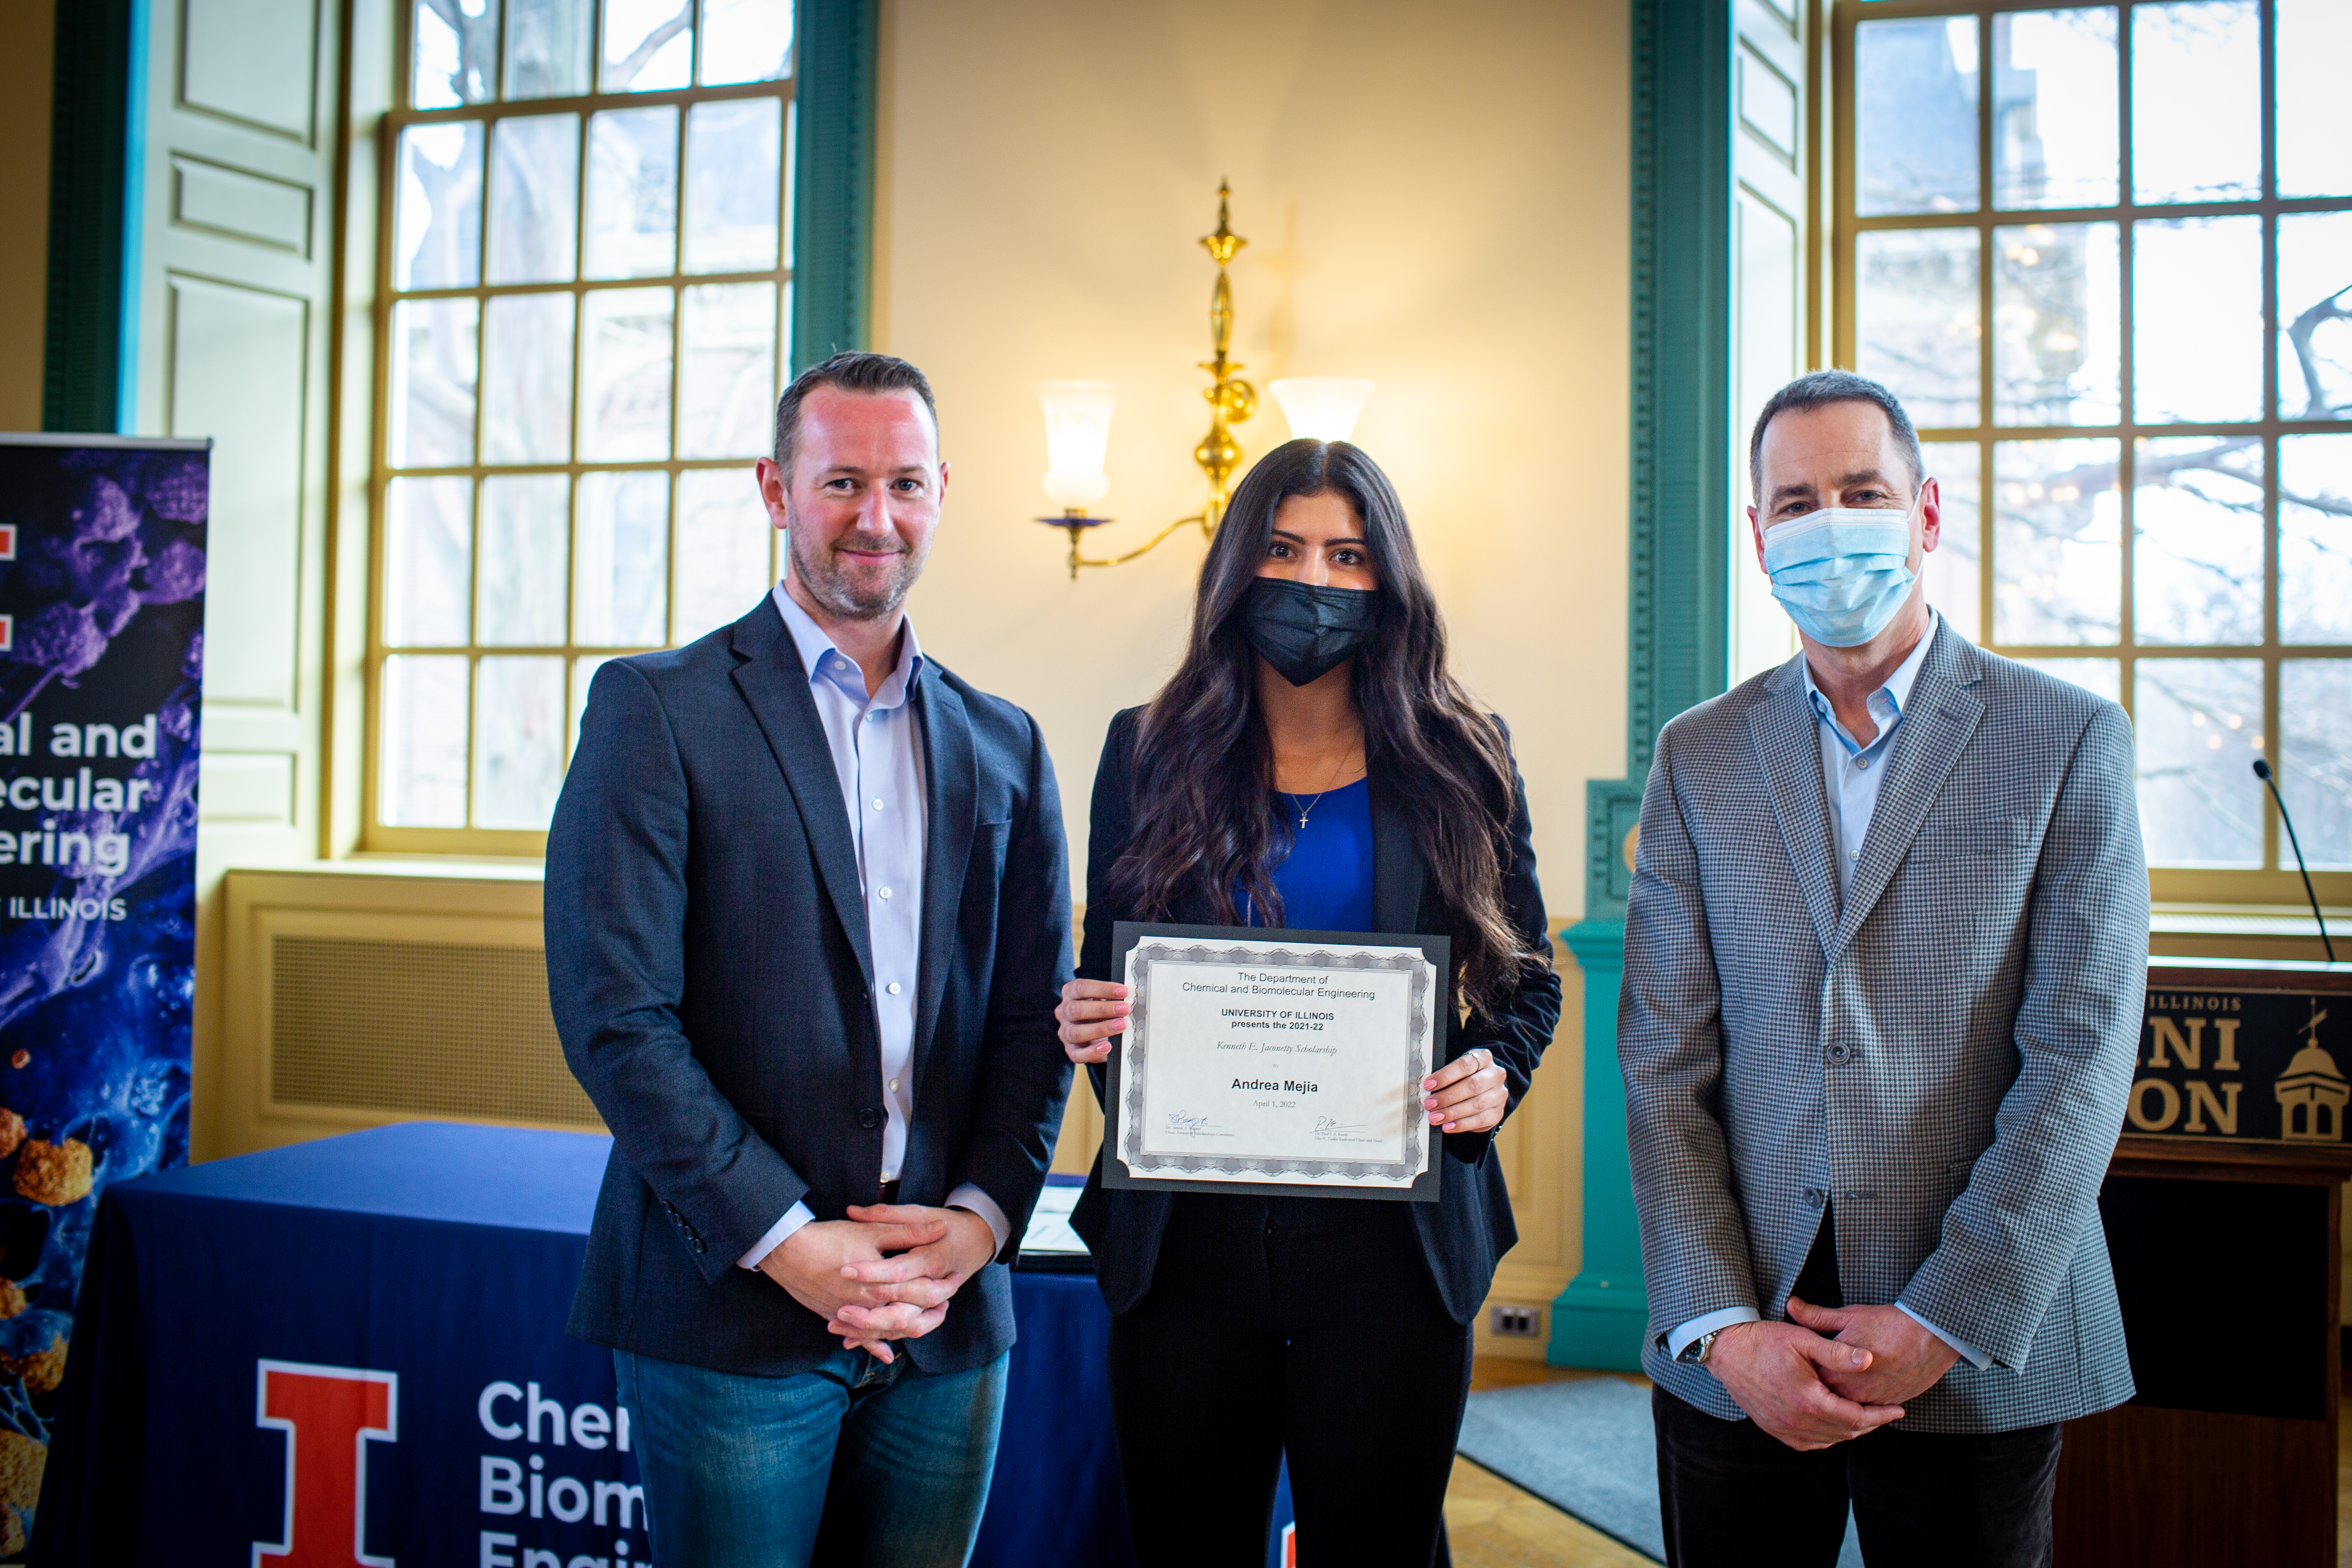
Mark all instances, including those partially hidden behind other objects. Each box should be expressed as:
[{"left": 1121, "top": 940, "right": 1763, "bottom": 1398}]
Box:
[{"left": 1115, "top": 934, "right": 1438, "bottom": 1190}]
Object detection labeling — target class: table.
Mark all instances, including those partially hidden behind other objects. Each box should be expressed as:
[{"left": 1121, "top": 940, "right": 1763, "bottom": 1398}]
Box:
[{"left": 30, "top": 1124, "right": 1293, "bottom": 1567}]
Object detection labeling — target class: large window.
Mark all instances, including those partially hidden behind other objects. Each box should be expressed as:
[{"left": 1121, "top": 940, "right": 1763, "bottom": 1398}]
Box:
[
  {"left": 371, "top": 0, "right": 794, "bottom": 851},
  {"left": 1835, "top": 0, "right": 2351, "bottom": 898}
]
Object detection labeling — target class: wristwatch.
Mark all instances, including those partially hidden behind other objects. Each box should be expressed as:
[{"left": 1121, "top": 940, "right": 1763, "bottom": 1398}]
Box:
[{"left": 1686, "top": 1330, "right": 1723, "bottom": 1366}]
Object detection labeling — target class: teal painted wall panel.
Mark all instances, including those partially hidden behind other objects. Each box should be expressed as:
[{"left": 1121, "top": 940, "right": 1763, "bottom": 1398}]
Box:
[
  {"left": 43, "top": 0, "right": 137, "bottom": 433},
  {"left": 792, "top": 0, "right": 879, "bottom": 370},
  {"left": 1549, "top": 920, "right": 1647, "bottom": 1370},
  {"left": 1554, "top": 0, "right": 1737, "bottom": 1370}
]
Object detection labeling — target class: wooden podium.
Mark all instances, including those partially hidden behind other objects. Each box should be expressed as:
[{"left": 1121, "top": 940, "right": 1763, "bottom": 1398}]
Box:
[{"left": 2053, "top": 960, "right": 2352, "bottom": 1566}]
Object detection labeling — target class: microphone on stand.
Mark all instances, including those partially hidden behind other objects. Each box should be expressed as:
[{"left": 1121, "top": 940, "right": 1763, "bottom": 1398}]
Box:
[{"left": 2254, "top": 758, "right": 2337, "bottom": 963}]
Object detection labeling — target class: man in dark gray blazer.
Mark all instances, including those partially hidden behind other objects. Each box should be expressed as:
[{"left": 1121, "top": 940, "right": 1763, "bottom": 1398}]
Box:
[
  {"left": 547, "top": 352, "right": 1074, "bottom": 1567},
  {"left": 1621, "top": 371, "right": 2148, "bottom": 1566}
]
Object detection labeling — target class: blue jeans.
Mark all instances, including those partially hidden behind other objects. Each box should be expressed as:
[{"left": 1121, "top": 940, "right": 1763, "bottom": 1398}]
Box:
[{"left": 614, "top": 1346, "right": 1010, "bottom": 1568}]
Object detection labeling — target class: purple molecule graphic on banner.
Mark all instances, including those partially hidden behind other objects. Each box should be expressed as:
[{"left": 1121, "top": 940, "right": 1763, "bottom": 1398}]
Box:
[{"left": 0, "top": 434, "right": 205, "bottom": 1547}]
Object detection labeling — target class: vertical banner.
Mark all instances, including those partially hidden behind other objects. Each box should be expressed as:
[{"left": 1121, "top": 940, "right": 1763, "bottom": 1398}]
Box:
[{"left": 0, "top": 435, "right": 205, "bottom": 1547}]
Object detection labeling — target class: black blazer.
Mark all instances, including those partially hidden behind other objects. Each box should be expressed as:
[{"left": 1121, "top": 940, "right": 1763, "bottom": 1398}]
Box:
[
  {"left": 1068, "top": 706, "right": 1561, "bottom": 1325},
  {"left": 546, "top": 599, "right": 1076, "bottom": 1377}
]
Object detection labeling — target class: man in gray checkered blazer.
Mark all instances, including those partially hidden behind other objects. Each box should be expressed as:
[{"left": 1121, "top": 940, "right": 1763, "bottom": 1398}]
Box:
[{"left": 1620, "top": 371, "right": 2148, "bottom": 1566}]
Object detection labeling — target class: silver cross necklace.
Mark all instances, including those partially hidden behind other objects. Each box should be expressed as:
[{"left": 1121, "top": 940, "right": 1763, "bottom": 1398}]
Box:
[{"left": 1286, "top": 749, "right": 1364, "bottom": 831}]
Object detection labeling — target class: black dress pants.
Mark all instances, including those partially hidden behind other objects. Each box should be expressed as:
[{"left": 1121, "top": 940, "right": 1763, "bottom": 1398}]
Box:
[
  {"left": 1107, "top": 1192, "right": 1471, "bottom": 1568},
  {"left": 1655, "top": 1211, "right": 2063, "bottom": 1568}
]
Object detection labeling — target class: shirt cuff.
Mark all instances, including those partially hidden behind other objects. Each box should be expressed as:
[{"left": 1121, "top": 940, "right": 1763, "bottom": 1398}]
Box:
[
  {"left": 737, "top": 1201, "right": 816, "bottom": 1270},
  {"left": 1896, "top": 1301, "right": 1994, "bottom": 1370},
  {"left": 1665, "top": 1305, "right": 1761, "bottom": 1361},
  {"left": 946, "top": 1182, "right": 1012, "bottom": 1256}
]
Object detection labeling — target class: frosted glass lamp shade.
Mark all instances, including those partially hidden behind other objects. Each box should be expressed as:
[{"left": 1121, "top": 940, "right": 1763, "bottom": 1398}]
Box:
[
  {"left": 1033, "top": 381, "right": 1118, "bottom": 510},
  {"left": 1269, "top": 377, "right": 1376, "bottom": 443}
]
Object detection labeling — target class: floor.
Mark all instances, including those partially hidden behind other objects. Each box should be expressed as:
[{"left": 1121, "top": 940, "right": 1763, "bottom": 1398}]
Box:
[
  {"left": 1451, "top": 1371, "right": 2352, "bottom": 1568},
  {"left": 1446, "top": 1359, "right": 1655, "bottom": 1568}
]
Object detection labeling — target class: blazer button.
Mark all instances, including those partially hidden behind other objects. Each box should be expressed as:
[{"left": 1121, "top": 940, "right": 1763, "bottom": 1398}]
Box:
[
  {"left": 1826, "top": 1042, "right": 1853, "bottom": 1065},
  {"left": 692, "top": 1238, "right": 706, "bottom": 1255},
  {"left": 1803, "top": 1187, "right": 1825, "bottom": 1207},
  {"left": 857, "top": 1106, "right": 882, "bottom": 1130}
]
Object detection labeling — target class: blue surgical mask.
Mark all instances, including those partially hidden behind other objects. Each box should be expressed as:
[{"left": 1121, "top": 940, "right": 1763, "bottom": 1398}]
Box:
[{"left": 1761, "top": 503, "right": 1919, "bottom": 648}]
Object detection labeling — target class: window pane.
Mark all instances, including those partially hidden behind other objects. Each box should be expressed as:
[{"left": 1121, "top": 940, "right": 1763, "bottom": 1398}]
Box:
[
  {"left": 1856, "top": 228, "right": 1979, "bottom": 427},
  {"left": 486, "top": 113, "right": 580, "bottom": 285},
  {"left": 412, "top": 0, "right": 496, "bottom": 107},
  {"left": 481, "top": 292, "right": 576, "bottom": 464},
  {"left": 395, "top": 123, "right": 483, "bottom": 290},
  {"left": 2281, "top": 661, "right": 2352, "bottom": 868},
  {"left": 475, "top": 655, "right": 567, "bottom": 829},
  {"left": 2279, "top": 213, "right": 2352, "bottom": 422},
  {"left": 679, "top": 284, "right": 776, "bottom": 458},
  {"left": 676, "top": 469, "right": 772, "bottom": 643},
  {"left": 1993, "top": 222, "right": 2119, "bottom": 427},
  {"left": 571, "top": 654, "right": 614, "bottom": 754},
  {"left": 585, "top": 107, "right": 679, "bottom": 280},
  {"left": 2133, "top": 217, "right": 2262, "bottom": 425},
  {"left": 2282, "top": 435, "right": 2352, "bottom": 645},
  {"left": 2015, "top": 658, "right": 2119, "bottom": 701},
  {"left": 2135, "top": 658, "right": 2263, "bottom": 866},
  {"left": 2130, "top": 2, "right": 2260, "bottom": 205},
  {"left": 1919, "top": 442, "right": 1980, "bottom": 643},
  {"left": 1991, "top": 10, "right": 2118, "bottom": 210},
  {"left": 503, "top": 0, "right": 593, "bottom": 100},
  {"left": 1856, "top": 18, "right": 1978, "bottom": 215},
  {"left": 381, "top": 654, "right": 469, "bottom": 827},
  {"left": 387, "top": 299, "right": 477, "bottom": 468},
  {"left": 602, "top": 0, "right": 692, "bottom": 92},
  {"left": 700, "top": 0, "right": 793, "bottom": 85},
  {"left": 384, "top": 477, "right": 472, "bottom": 646},
  {"left": 2277, "top": 0, "right": 2352, "bottom": 199},
  {"left": 2134, "top": 436, "right": 2262, "bottom": 645},
  {"left": 581, "top": 287, "right": 676, "bottom": 461},
  {"left": 1994, "top": 438, "right": 2121, "bottom": 644},
  {"left": 576, "top": 471, "right": 669, "bottom": 645},
  {"left": 478, "top": 474, "right": 569, "bottom": 646},
  {"left": 685, "top": 100, "right": 781, "bottom": 274}
]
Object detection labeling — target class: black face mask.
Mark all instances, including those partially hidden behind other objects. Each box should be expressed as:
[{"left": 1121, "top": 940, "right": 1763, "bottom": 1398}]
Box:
[{"left": 1241, "top": 577, "right": 1381, "bottom": 687}]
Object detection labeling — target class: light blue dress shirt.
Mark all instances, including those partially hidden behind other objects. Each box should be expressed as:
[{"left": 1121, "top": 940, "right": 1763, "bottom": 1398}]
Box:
[
  {"left": 1668, "top": 615, "right": 1991, "bottom": 1373},
  {"left": 736, "top": 582, "right": 1011, "bottom": 1270}
]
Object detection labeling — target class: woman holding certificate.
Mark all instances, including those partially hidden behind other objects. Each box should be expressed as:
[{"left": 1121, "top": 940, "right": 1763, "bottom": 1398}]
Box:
[{"left": 1059, "top": 439, "right": 1561, "bottom": 1567}]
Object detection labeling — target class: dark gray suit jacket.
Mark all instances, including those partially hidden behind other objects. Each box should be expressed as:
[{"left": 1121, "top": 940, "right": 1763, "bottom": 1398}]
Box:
[
  {"left": 546, "top": 598, "right": 1075, "bottom": 1377},
  {"left": 1622, "top": 625, "right": 2148, "bottom": 1432}
]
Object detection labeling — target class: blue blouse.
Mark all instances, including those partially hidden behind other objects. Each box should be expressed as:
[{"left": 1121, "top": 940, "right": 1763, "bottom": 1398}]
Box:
[{"left": 1236, "top": 777, "right": 1376, "bottom": 934}]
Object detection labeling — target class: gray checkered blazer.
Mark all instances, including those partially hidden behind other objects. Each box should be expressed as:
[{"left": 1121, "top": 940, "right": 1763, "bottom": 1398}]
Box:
[{"left": 1620, "top": 623, "right": 2148, "bottom": 1434}]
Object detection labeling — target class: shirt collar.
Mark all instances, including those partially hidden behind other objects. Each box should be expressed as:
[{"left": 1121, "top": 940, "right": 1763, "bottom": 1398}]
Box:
[
  {"left": 771, "top": 579, "right": 924, "bottom": 710},
  {"left": 1801, "top": 610, "right": 1938, "bottom": 753}
]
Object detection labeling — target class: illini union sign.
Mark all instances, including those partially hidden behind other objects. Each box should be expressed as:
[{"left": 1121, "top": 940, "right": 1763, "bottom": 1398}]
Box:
[{"left": 2131, "top": 968, "right": 2352, "bottom": 1147}]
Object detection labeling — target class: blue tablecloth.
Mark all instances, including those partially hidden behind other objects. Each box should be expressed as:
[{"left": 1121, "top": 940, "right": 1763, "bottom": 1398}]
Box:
[{"left": 30, "top": 1123, "right": 1289, "bottom": 1566}]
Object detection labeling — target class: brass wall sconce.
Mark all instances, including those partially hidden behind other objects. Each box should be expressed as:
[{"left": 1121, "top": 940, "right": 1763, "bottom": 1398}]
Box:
[{"left": 1036, "top": 183, "right": 1373, "bottom": 579}]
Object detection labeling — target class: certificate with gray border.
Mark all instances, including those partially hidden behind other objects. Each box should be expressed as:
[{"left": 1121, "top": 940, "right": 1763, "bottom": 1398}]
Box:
[{"left": 1102, "top": 922, "right": 1448, "bottom": 1203}]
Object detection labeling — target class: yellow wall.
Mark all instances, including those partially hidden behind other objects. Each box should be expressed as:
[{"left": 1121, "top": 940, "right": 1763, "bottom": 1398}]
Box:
[
  {"left": 0, "top": 0, "right": 53, "bottom": 429},
  {"left": 869, "top": 0, "right": 1630, "bottom": 1350},
  {"left": 871, "top": 0, "right": 1631, "bottom": 920}
]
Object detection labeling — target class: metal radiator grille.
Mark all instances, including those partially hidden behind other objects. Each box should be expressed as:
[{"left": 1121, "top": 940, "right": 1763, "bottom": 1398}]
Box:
[{"left": 268, "top": 936, "right": 600, "bottom": 1130}]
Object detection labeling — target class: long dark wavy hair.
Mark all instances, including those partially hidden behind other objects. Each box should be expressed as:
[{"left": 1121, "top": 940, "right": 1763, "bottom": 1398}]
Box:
[{"left": 1105, "top": 438, "right": 1542, "bottom": 1012}]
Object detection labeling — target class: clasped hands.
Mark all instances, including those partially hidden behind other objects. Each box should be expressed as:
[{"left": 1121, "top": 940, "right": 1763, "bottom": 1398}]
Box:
[
  {"left": 756, "top": 1205, "right": 998, "bottom": 1363},
  {"left": 1056, "top": 979, "right": 1513, "bottom": 1134},
  {"left": 1706, "top": 1296, "right": 1962, "bottom": 1452}
]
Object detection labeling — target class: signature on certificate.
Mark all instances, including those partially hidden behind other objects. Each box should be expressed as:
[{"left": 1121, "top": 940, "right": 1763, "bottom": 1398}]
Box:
[
  {"left": 1162, "top": 1110, "right": 1227, "bottom": 1137},
  {"left": 1311, "top": 1115, "right": 1373, "bottom": 1141}
]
